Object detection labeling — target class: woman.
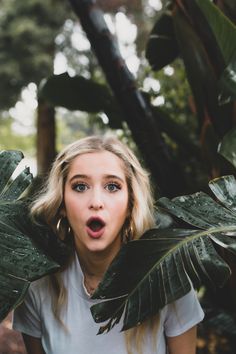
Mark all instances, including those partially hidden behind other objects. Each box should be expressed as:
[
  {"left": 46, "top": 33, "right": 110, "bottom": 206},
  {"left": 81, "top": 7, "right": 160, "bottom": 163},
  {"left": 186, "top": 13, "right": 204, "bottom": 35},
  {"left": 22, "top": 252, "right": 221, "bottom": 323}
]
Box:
[{"left": 13, "top": 135, "right": 204, "bottom": 354}]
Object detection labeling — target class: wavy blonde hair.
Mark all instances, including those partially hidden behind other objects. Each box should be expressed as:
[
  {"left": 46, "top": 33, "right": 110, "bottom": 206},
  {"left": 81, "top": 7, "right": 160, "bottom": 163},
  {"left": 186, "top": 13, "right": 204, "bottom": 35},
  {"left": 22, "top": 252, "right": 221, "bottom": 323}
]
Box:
[{"left": 31, "top": 135, "right": 157, "bottom": 353}]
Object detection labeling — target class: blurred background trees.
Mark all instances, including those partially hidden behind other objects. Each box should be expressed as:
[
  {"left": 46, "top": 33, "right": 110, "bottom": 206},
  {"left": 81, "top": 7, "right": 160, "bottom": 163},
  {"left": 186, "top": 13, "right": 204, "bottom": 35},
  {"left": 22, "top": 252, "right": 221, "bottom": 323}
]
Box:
[{"left": 1, "top": 0, "right": 235, "bottom": 197}]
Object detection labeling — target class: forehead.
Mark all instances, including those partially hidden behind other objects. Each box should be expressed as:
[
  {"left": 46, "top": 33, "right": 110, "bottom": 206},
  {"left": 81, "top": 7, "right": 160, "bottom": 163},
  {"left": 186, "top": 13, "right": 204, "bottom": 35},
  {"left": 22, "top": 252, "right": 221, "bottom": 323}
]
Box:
[{"left": 67, "top": 151, "right": 126, "bottom": 177}]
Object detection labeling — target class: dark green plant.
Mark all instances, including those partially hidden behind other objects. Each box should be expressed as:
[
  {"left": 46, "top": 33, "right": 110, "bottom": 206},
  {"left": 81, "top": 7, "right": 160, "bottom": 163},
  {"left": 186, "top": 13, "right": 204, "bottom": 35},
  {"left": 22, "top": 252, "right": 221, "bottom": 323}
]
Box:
[
  {"left": 39, "top": 0, "right": 236, "bottom": 196},
  {"left": 0, "top": 150, "right": 60, "bottom": 322},
  {"left": 90, "top": 174, "right": 236, "bottom": 333},
  {"left": 146, "top": 0, "right": 236, "bottom": 178},
  {"left": 1, "top": 151, "right": 236, "bottom": 335}
]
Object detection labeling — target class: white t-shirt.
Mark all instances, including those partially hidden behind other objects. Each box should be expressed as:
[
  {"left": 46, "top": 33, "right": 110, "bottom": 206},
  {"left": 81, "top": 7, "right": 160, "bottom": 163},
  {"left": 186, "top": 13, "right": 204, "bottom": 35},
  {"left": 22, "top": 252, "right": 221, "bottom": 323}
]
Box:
[{"left": 13, "top": 254, "right": 204, "bottom": 354}]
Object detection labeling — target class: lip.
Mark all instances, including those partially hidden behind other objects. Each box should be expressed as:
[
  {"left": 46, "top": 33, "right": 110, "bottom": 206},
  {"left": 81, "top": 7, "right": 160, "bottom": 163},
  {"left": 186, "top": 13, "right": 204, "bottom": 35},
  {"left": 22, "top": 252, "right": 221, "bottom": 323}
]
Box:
[{"left": 86, "top": 216, "right": 106, "bottom": 239}]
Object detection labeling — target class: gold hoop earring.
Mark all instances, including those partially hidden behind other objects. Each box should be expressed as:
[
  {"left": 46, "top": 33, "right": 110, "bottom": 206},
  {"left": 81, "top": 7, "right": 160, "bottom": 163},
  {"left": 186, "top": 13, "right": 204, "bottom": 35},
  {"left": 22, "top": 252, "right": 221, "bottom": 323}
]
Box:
[
  {"left": 124, "top": 224, "right": 134, "bottom": 243},
  {"left": 56, "top": 218, "right": 62, "bottom": 233},
  {"left": 56, "top": 217, "right": 71, "bottom": 240}
]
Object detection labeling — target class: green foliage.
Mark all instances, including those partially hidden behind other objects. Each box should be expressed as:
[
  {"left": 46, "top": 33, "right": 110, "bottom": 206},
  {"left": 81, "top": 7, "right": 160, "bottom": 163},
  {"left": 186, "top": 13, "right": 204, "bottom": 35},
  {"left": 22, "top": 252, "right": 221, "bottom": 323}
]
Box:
[
  {"left": 0, "top": 150, "right": 60, "bottom": 322},
  {"left": 195, "top": 0, "right": 236, "bottom": 65},
  {"left": 219, "top": 58, "right": 236, "bottom": 103},
  {"left": 91, "top": 175, "right": 236, "bottom": 333},
  {"left": 146, "top": 11, "right": 179, "bottom": 70},
  {"left": 0, "top": 0, "right": 70, "bottom": 109},
  {"left": 145, "top": 0, "right": 236, "bottom": 184},
  {"left": 40, "top": 73, "right": 111, "bottom": 112},
  {"left": 40, "top": 73, "right": 123, "bottom": 129},
  {"left": 218, "top": 128, "right": 236, "bottom": 168},
  {"left": 39, "top": 0, "right": 236, "bottom": 193}
]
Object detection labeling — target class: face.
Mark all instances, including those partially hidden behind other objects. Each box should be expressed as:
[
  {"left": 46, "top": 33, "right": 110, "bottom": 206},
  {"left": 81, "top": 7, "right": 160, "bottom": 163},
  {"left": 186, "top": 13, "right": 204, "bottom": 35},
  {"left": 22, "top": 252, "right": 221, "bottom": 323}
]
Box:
[{"left": 63, "top": 151, "right": 129, "bottom": 258}]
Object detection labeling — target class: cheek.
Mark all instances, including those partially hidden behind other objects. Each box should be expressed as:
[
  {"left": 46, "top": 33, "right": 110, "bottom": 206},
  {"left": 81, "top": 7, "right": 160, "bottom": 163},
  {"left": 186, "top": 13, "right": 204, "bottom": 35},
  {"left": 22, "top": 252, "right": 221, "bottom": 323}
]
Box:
[
  {"left": 64, "top": 193, "right": 83, "bottom": 220},
  {"left": 116, "top": 194, "right": 129, "bottom": 219}
]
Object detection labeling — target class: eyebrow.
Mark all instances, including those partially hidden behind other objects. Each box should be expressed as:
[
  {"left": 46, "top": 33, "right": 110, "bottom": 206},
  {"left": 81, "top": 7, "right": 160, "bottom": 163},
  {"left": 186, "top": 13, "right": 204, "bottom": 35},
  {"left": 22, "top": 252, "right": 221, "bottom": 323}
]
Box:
[{"left": 69, "top": 174, "right": 125, "bottom": 183}]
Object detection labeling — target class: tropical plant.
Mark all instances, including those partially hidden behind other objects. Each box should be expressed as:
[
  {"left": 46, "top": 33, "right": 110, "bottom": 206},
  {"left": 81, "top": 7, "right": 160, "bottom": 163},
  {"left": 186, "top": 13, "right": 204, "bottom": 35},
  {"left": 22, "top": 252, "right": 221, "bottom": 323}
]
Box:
[
  {"left": 146, "top": 0, "right": 236, "bottom": 179},
  {"left": 90, "top": 148, "right": 236, "bottom": 335},
  {"left": 0, "top": 150, "right": 61, "bottom": 322},
  {"left": 2, "top": 148, "right": 236, "bottom": 333},
  {"left": 90, "top": 173, "right": 236, "bottom": 333},
  {"left": 39, "top": 0, "right": 236, "bottom": 197}
]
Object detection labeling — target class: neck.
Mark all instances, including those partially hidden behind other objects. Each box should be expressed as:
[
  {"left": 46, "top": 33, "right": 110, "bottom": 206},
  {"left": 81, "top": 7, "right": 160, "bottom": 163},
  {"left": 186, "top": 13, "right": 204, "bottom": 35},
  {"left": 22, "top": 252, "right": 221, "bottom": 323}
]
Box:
[
  {"left": 79, "top": 252, "right": 111, "bottom": 278},
  {"left": 77, "top": 248, "right": 119, "bottom": 296}
]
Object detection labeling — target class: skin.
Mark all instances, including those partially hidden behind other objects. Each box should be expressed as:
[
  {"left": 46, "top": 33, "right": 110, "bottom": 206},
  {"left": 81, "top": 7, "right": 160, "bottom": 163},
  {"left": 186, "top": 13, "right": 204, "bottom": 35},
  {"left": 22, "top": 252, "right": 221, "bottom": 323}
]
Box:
[
  {"left": 63, "top": 151, "right": 129, "bottom": 291},
  {"left": 167, "top": 326, "right": 197, "bottom": 354},
  {"left": 22, "top": 334, "right": 45, "bottom": 354},
  {"left": 21, "top": 151, "right": 198, "bottom": 354}
]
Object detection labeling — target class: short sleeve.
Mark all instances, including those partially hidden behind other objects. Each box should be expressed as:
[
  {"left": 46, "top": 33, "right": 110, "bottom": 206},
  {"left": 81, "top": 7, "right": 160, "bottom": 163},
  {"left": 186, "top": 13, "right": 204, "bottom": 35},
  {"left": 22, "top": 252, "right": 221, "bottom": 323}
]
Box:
[
  {"left": 13, "top": 282, "right": 42, "bottom": 338},
  {"left": 163, "top": 286, "right": 204, "bottom": 337}
]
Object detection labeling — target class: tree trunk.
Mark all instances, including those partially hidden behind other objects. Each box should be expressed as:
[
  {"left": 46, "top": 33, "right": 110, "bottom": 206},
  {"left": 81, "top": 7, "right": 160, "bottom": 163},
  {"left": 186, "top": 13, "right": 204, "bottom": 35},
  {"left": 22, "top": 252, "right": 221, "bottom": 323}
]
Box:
[
  {"left": 36, "top": 99, "right": 56, "bottom": 176},
  {"left": 69, "top": 0, "right": 186, "bottom": 197}
]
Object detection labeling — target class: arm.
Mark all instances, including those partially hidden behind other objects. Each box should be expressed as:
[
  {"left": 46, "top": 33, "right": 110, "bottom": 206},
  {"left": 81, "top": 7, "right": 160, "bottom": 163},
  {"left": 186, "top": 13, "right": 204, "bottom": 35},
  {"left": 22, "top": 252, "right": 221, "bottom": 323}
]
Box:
[
  {"left": 22, "top": 334, "right": 45, "bottom": 354},
  {"left": 166, "top": 325, "right": 197, "bottom": 354}
]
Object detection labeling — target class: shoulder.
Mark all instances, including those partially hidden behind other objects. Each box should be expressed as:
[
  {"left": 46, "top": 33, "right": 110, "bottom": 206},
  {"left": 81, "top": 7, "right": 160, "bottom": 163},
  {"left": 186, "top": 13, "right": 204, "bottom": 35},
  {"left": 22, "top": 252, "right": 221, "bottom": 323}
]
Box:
[
  {"left": 162, "top": 286, "right": 204, "bottom": 337},
  {"left": 29, "top": 276, "right": 50, "bottom": 295}
]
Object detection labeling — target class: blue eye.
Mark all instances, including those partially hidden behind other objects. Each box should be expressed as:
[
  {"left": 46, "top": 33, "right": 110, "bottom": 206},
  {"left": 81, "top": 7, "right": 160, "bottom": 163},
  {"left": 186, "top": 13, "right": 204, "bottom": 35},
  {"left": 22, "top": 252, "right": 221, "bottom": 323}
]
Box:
[
  {"left": 73, "top": 183, "right": 88, "bottom": 192},
  {"left": 105, "top": 183, "right": 121, "bottom": 192}
]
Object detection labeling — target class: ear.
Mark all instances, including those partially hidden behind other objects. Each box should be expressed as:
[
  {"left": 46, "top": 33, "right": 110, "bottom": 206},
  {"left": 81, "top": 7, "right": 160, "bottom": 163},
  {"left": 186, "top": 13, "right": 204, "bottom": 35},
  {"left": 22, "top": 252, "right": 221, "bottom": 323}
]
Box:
[{"left": 59, "top": 203, "right": 67, "bottom": 217}]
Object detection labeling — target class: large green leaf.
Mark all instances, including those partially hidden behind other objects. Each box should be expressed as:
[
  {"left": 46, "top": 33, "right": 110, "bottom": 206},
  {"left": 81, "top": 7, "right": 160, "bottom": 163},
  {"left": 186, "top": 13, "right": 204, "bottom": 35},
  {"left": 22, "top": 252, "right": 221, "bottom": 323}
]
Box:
[
  {"left": 90, "top": 175, "right": 236, "bottom": 333},
  {"left": 0, "top": 150, "right": 24, "bottom": 196},
  {"left": 218, "top": 57, "right": 236, "bottom": 103},
  {"left": 39, "top": 72, "right": 123, "bottom": 128},
  {"left": 194, "top": 0, "right": 236, "bottom": 66},
  {"left": 146, "top": 12, "right": 179, "bottom": 70},
  {"left": 218, "top": 128, "right": 236, "bottom": 168},
  {"left": 0, "top": 151, "right": 60, "bottom": 322},
  {"left": 39, "top": 73, "right": 111, "bottom": 112},
  {"left": 192, "top": 0, "right": 236, "bottom": 104},
  {"left": 173, "top": 8, "right": 219, "bottom": 128},
  {"left": 209, "top": 175, "right": 236, "bottom": 212}
]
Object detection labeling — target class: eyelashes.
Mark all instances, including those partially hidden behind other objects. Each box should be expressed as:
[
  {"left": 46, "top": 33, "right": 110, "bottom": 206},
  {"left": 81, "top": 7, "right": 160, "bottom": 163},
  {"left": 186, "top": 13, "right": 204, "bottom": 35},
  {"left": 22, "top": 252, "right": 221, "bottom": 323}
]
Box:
[
  {"left": 72, "top": 182, "right": 89, "bottom": 192},
  {"left": 71, "top": 181, "right": 122, "bottom": 193},
  {"left": 105, "top": 182, "right": 121, "bottom": 192}
]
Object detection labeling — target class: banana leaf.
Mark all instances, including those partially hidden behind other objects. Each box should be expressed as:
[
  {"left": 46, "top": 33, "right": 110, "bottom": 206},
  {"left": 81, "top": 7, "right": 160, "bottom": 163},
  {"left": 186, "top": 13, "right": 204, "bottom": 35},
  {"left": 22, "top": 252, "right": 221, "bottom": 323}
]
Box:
[
  {"left": 219, "top": 58, "right": 236, "bottom": 104},
  {"left": 194, "top": 0, "right": 236, "bottom": 67},
  {"left": 146, "top": 0, "right": 236, "bottom": 136},
  {"left": 39, "top": 72, "right": 123, "bottom": 129},
  {"left": 192, "top": 0, "right": 236, "bottom": 104},
  {"left": 218, "top": 128, "right": 236, "bottom": 168},
  {"left": 91, "top": 175, "right": 236, "bottom": 333},
  {"left": 146, "top": 11, "right": 179, "bottom": 70},
  {"left": 0, "top": 150, "right": 61, "bottom": 322}
]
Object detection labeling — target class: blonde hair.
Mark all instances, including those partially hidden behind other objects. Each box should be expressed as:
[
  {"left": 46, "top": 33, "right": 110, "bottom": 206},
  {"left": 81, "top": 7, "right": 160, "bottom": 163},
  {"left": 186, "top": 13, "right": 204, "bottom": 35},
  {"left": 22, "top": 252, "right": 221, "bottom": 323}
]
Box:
[{"left": 31, "top": 135, "right": 157, "bottom": 352}]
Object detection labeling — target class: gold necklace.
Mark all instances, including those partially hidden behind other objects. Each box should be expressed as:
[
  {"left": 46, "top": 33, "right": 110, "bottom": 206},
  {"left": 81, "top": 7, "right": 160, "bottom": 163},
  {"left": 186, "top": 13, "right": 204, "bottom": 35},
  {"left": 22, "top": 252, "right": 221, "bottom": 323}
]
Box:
[{"left": 83, "top": 276, "right": 96, "bottom": 296}]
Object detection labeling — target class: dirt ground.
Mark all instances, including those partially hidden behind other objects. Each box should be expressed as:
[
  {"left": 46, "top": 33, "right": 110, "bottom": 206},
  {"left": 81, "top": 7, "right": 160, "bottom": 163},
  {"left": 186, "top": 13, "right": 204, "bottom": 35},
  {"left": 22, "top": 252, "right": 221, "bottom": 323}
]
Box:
[{"left": 0, "top": 313, "right": 26, "bottom": 354}]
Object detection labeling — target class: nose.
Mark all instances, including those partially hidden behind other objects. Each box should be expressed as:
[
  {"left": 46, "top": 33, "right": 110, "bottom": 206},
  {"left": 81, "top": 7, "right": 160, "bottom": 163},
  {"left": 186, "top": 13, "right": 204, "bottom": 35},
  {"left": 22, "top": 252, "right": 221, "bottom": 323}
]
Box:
[{"left": 88, "top": 189, "right": 104, "bottom": 210}]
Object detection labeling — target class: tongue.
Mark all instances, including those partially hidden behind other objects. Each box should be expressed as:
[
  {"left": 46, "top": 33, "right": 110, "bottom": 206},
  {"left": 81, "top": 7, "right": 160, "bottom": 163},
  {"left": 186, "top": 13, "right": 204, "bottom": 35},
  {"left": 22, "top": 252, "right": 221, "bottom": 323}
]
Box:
[{"left": 89, "top": 221, "right": 103, "bottom": 231}]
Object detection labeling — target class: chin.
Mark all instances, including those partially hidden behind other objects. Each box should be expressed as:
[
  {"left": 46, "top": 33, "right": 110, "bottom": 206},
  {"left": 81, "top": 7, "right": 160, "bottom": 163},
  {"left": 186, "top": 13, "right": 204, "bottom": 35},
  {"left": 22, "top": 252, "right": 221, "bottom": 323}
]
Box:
[{"left": 86, "top": 242, "right": 107, "bottom": 253}]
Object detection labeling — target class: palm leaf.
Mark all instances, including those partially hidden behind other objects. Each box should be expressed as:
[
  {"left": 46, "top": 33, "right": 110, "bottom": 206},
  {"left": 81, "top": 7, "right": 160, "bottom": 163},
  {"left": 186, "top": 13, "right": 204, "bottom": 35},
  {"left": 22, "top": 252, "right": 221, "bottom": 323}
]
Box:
[
  {"left": 91, "top": 175, "right": 236, "bottom": 333},
  {"left": 218, "top": 128, "right": 236, "bottom": 169},
  {"left": 146, "top": 11, "right": 179, "bottom": 70},
  {"left": 39, "top": 72, "right": 123, "bottom": 129},
  {"left": 0, "top": 151, "right": 60, "bottom": 322},
  {"left": 218, "top": 55, "right": 236, "bottom": 104}
]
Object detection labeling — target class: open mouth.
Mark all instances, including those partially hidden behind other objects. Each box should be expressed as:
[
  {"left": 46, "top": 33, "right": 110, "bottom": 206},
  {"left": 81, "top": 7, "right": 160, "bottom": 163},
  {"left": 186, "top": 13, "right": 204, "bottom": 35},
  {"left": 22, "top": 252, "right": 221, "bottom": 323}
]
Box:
[{"left": 86, "top": 217, "right": 105, "bottom": 232}]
